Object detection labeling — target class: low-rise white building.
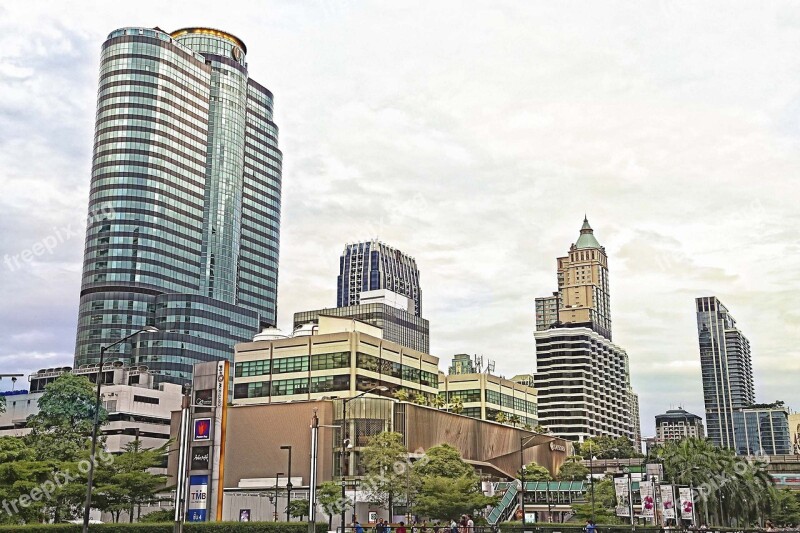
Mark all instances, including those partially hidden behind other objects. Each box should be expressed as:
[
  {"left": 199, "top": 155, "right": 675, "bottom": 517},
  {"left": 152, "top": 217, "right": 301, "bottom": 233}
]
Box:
[{"left": 0, "top": 364, "right": 183, "bottom": 452}]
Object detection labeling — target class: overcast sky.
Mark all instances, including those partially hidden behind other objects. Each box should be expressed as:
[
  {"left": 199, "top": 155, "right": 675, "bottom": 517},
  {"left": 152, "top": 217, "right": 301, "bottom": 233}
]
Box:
[{"left": 0, "top": 1, "right": 798, "bottom": 437}]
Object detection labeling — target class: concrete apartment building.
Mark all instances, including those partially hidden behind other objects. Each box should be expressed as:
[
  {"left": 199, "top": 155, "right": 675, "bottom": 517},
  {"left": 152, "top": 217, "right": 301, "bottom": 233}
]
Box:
[
  {"left": 655, "top": 407, "right": 705, "bottom": 443},
  {"left": 233, "top": 316, "right": 439, "bottom": 405},
  {"left": 440, "top": 365, "right": 538, "bottom": 428},
  {"left": 0, "top": 365, "right": 182, "bottom": 452}
]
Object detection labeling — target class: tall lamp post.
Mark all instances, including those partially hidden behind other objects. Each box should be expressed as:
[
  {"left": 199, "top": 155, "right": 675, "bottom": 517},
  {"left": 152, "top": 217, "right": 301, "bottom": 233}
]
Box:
[
  {"left": 281, "top": 445, "right": 293, "bottom": 522},
  {"left": 340, "top": 386, "right": 388, "bottom": 533},
  {"left": 585, "top": 441, "right": 596, "bottom": 524},
  {"left": 82, "top": 325, "right": 158, "bottom": 533},
  {"left": 519, "top": 434, "right": 541, "bottom": 526}
]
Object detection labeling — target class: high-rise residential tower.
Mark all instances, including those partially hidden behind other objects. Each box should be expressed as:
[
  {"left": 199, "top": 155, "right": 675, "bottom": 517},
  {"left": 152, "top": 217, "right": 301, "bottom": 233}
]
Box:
[
  {"left": 336, "top": 241, "right": 421, "bottom": 316},
  {"left": 695, "top": 296, "right": 755, "bottom": 449},
  {"left": 74, "top": 27, "right": 282, "bottom": 385},
  {"left": 534, "top": 218, "right": 637, "bottom": 442}
]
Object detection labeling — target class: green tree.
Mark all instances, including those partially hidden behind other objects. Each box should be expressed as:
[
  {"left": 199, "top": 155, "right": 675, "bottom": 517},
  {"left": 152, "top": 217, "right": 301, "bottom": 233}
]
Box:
[
  {"left": 414, "top": 475, "right": 496, "bottom": 521},
  {"left": 394, "top": 390, "right": 410, "bottom": 402},
  {"left": 95, "top": 439, "right": 169, "bottom": 522},
  {"left": 415, "top": 444, "right": 474, "bottom": 478},
  {"left": 557, "top": 455, "right": 589, "bottom": 481},
  {"left": 361, "top": 432, "right": 409, "bottom": 517},
  {"left": 26, "top": 373, "right": 107, "bottom": 463},
  {"left": 431, "top": 395, "right": 446, "bottom": 410},
  {"left": 508, "top": 414, "right": 521, "bottom": 427},
  {"left": 449, "top": 397, "right": 464, "bottom": 414},
  {"left": 0, "top": 436, "right": 53, "bottom": 524},
  {"left": 289, "top": 499, "right": 310, "bottom": 520},
  {"left": 770, "top": 488, "right": 800, "bottom": 526},
  {"left": 651, "top": 437, "right": 775, "bottom": 527},
  {"left": 319, "top": 480, "right": 349, "bottom": 530},
  {"left": 520, "top": 461, "right": 552, "bottom": 481},
  {"left": 0, "top": 395, "right": 5, "bottom": 414},
  {"left": 494, "top": 412, "right": 507, "bottom": 424},
  {"left": 533, "top": 424, "right": 549, "bottom": 434},
  {"left": 577, "top": 435, "right": 640, "bottom": 459},
  {"left": 140, "top": 508, "right": 174, "bottom": 522},
  {"left": 571, "top": 478, "right": 619, "bottom": 524},
  {"left": 413, "top": 393, "right": 428, "bottom": 406},
  {"left": 413, "top": 444, "right": 495, "bottom": 520}
]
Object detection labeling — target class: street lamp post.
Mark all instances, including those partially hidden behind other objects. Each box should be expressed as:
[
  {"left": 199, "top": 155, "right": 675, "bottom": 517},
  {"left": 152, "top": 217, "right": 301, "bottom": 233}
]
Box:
[
  {"left": 340, "top": 386, "right": 388, "bottom": 533},
  {"left": 519, "top": 434, "right": 539, "bottom": 527},
  {"left": 281, "top": 445, "right": 293, "bottom": 522},
  {"left": 82, "top": 325, "right": 157, "bottom": 533}
]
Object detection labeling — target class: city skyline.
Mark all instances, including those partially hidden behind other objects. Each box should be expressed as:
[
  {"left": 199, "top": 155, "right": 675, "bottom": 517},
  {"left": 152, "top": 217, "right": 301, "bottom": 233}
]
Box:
[{"left": 1, "top": 1, "right": 799, "bottom": 437}]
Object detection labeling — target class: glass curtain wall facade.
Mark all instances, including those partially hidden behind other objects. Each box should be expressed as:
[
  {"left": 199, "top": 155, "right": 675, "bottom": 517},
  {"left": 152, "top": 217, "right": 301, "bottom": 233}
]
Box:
[
  {"left": 336, "top": 241, "right": 422, "bottom": 316},
  {"left": 733, "top": 408, "right": 791, "bottom": 455},
  {"left": 75, "top": 27, "right": 282, "bottom": 385},
  {"left": 696, "top": 296, "right": 755, "bottom": 449}
]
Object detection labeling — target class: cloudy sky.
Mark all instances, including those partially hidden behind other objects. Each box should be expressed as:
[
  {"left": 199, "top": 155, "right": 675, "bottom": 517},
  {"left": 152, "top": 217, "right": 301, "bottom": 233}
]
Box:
[{"left": 1, "top": 1, "right": 798, "bottom": 436}]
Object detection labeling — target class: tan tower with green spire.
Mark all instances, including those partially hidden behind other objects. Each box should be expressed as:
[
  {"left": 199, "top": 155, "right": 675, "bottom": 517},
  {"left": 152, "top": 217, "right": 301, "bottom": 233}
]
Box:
[{"left": 556, "top": 216, "right": 612, "bottom": 339}]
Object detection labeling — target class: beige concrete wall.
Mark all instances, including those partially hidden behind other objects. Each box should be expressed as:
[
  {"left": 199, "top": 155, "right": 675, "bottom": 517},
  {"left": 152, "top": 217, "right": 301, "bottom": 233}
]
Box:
[
  {"left": 222, "top": 401, "right": 336, "bottom": 488},
  {"left": 402, "top": 403, "right": 569, "bottom": 477}
]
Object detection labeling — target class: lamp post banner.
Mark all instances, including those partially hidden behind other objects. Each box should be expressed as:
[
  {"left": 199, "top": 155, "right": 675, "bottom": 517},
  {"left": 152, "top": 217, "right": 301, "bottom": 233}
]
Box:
[
  {"left": 679, "top": 487, "right": 695, "bottom": 525},
  {"left": 614, "top": 477, "right": 631, "bottom": 517},
  {"left": 660, "top": 485, "right": 676, "bottom": 519},
  {"left": 639, "top": 481, "right": 655, "bottom": 518}
]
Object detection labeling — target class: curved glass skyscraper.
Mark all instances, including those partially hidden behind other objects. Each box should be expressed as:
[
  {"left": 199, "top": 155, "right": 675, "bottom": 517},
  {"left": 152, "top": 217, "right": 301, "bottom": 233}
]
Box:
[{"left": 74, "top": 27, "right": 282, "bottom": 385}]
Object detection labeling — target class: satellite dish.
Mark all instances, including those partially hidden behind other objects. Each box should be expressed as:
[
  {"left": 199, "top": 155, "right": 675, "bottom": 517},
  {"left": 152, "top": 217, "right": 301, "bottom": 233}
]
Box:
[
  {"left": 112, "top": 361, "right": 124, "bottom": 368},
  {"left": 138, "top": 365, "right": 149, "bottom": 372}
]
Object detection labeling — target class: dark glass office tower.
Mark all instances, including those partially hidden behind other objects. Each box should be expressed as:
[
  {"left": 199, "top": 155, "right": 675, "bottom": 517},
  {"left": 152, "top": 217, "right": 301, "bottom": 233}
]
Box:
[
  {"left": 696, "top": 296, "right": 755, "bottom": 449},
  {"left": 336, "top": 241, "right": 422, "bottom": 316},
  {"left": 74, "top": 27, "right": 282, "bottom": 385}
]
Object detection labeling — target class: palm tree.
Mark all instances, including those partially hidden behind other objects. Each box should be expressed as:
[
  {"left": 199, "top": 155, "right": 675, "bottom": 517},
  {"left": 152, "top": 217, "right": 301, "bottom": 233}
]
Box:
[
  {"left": 393, "top": 389, "right": 410, "bottom": 401},
  {"left": 508, "top": 414, "right": 521, "bottom": 427},
  {"left": 653, "top": 438, "right": 775, "bottom": 527},
  {"left": 494, "top": 412, "right": 508, "bottom": 424},
  {"left": 413, "top": 393, "right": 428, "bottom": 406},
  {"left": 431, "top": 394, "right": 446, "bottom": 410},
  {"left": 449, "top": 396, "right": 464, "bottom": 414}
]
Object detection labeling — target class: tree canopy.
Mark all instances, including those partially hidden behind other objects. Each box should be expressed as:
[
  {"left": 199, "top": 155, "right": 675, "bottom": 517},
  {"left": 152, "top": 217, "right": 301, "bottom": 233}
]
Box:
[
  {"left": 557, "top": 455, "right": 589, "bottom": 481},
  {"left": 576, "top": 435, "right": 640, "bottom": 459},
  {"left": 413, "top": 443, "right": 496, "bottom": 520},
  {"left": 520, "top": 461, "right": 552, "bottom": 481}
]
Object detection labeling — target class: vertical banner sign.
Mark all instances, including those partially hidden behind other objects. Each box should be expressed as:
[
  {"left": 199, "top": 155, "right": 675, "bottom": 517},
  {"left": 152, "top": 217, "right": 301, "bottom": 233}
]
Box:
[
  {"left": 639, "top": 481, "right": 655, "bottom": 518},
  {"left": 214, "top": 360, "right": 229, "bottom": 521},
  {"left": 187, "top": 475, "right": 209, "bottom": 522},
  {"left": 660, "top": 485, "right": 676, "bottom": 519},
  {"left": 679, "top": 487, "right": 695, "bottom": 525},
  {"left": 615, "top": 477, "right": 631, "bottom": 517}
]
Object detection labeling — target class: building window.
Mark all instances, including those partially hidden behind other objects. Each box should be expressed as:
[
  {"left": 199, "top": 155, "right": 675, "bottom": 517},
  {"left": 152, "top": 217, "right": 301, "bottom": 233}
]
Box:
[
  {"left": 311, "top": 352, "right": 350, "bottom": 371},
  {"left": 271, "top": 378, "right": 309, "bottom": 396},
  {"left": 133, "top": 395, "right": 159, "bottom": 405},
  {"left": 310, "top": 375, "right": 350, "bottom": 393},
  {"left": 235, "top": 359, "right": 271, "bottom": 377},
  {"left": 272, "top": 356, "right": 309, "bottom": 374}
]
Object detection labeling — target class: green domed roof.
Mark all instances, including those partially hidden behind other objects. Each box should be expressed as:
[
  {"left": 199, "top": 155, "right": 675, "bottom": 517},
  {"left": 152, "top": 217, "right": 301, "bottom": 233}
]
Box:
[{"left": 575, "top": 216, "right": 601, "bottom": 249}]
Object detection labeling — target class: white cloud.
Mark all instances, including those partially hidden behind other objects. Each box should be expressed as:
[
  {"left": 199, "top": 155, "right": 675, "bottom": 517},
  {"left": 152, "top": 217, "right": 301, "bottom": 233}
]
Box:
[{"left": 1, "top": 0, "right": 799, "bottom": 437}]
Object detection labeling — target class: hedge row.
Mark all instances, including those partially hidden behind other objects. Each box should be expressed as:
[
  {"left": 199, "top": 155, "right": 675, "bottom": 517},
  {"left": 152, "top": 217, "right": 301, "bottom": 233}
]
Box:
[{"left": 0, "top": 522, "right": 327, "bottom": 533}]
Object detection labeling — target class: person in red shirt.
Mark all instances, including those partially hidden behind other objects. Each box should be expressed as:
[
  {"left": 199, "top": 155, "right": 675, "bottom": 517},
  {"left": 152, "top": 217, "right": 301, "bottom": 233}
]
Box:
[{"left": 397, "top": 521, "right": 407, "bottom": 533}]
